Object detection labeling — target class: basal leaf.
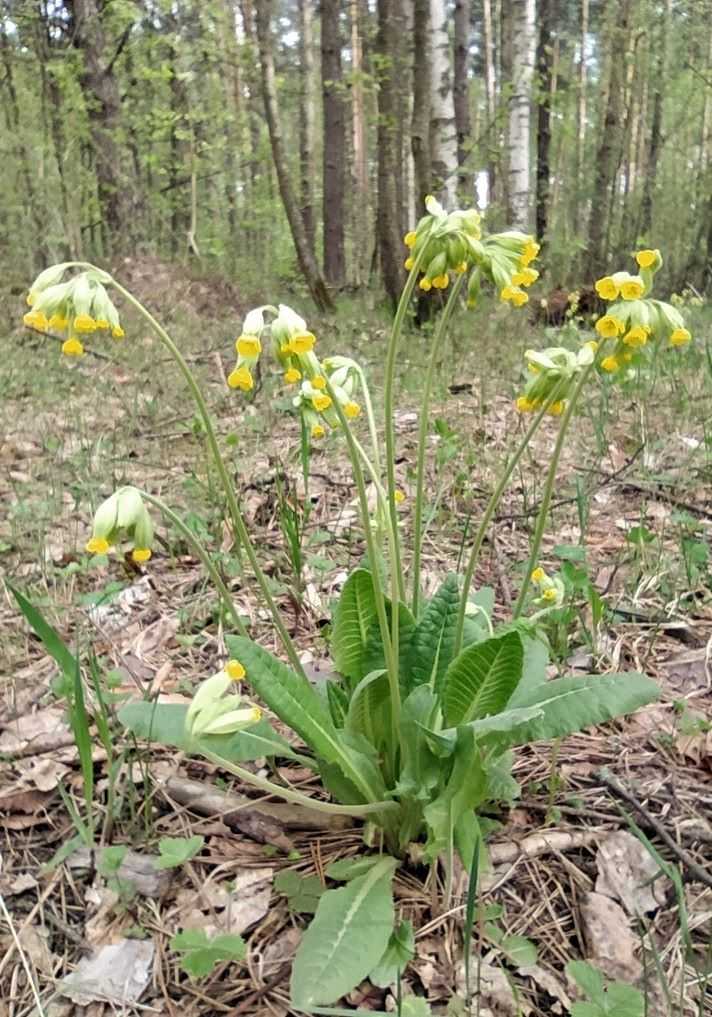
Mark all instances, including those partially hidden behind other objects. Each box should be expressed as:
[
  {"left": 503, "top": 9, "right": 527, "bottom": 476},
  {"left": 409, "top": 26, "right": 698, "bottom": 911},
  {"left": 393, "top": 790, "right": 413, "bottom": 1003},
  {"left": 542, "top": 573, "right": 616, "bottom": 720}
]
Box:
[
  {"left": 326, "top": 681, "right": 349, "bottom": 727},
  {"left": 362, "top": 600, "right": 417, "bottom": 686},
  {"left": 274, "top": 869, "right": 324, "bottom": 913},
  {"left": 345, "top": 669, "right": 390, "bottom": 750},
  {"left": 331, "top": 569, "right": 378, "bottom": 685},
  {"left": 290, "top": 856, "right": 398, "bottom": 1009},
  {"left": 497, "top": 672, "right": 658, "bottom": 747},
  {"left": 368, "top": 919, "right": 415, "bottom": 988},
  {"left": 155, "top": 835, "right": 204, "bottom": 869},
  {"left": 507, "top": 630, "right": 550, "bottom": 707},
  {"left": 408, "top": 574, "right": 461, "bottom": 692},
  {"left": 443, "top": 631, "right": 524, "bottom": 726},
  {"left": 171, "top": 929, "right": 246, "bottom": 978}
]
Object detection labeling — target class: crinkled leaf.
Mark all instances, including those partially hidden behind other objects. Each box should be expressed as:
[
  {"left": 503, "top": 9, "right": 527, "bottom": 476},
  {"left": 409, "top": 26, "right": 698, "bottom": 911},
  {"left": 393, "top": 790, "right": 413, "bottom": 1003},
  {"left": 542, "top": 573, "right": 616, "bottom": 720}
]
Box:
[
  {"left": 290, "top": 857, "right": 398, "bottom": 1009},
  {"left": 345, "top": 669, "right": 390, "bottom": 750},
  {"left": 362, "top": 600, "right": 417, "bottom": 686},
  {"left": 331, "top": 569, "right": 378, "bottom": 684},
  {"left": 408, "top": 574, "right": 461, "bottom": 692},
  {"left": 443, "top": 630, "right": 524, "bottom": 725}
]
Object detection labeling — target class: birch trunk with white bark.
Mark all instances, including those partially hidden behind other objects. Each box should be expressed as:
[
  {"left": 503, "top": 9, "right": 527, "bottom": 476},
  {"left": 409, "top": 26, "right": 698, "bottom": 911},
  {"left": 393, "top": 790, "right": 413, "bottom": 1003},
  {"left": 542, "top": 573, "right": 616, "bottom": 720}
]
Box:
[
  {"left": 429, "top": 0, "right": 458, "bottom": 207},
  {"left": 507, "top": 0, "right": 535, "bottom": 230}
]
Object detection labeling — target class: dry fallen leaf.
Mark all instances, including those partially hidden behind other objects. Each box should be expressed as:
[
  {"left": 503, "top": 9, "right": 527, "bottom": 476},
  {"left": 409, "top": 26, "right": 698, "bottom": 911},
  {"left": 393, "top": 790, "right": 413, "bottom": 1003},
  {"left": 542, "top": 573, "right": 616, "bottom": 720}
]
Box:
[
  {"left": 0, "top": 705, "right": 72, "bottom": 755},
  {"left": 59, "top": 938, "right": 155, "bottom": 1005},
  {"left": 580, "top": 890, "right": 642, "bottom": 983},
  {"left": 595, "top": 830, "right": 670, "bottom": 915}
]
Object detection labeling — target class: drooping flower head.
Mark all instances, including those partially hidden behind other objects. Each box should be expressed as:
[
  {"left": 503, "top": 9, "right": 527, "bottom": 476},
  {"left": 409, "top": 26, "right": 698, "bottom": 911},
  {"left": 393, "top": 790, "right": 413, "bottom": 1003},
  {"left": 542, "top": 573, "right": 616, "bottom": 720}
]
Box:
[
  {"left": 515, "top": 342, "right": 597, "bottom": 416},
  {"left": 86, "top": 486, "right": 155, "bottom": 563},
  {"left": 185, "top": 663, "right": 261, "bottom": 739},
  {"left": 23, "top": 264, "right": 124, "bottom": 356}
]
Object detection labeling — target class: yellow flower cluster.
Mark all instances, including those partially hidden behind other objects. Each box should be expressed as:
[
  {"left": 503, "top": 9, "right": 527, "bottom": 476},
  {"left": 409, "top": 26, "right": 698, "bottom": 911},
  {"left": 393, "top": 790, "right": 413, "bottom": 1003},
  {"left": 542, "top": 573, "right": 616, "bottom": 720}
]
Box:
[
  {"left": 85, "top": 486, "right": 154, "bottom": 564},
  {"left": 593, "top": 250, "right": 691, "bottom": 375},
  {"left": 23, "top": 264, "right": 124, "bottom": 358},
  {"left": 531, "top": 566, "right": 564, "bottom": 607},
  {"left": 403, "top": 195, "right": 539, "bottom": 309},
  {"left": 515, "top": 342, "right": 597, "bottom": 416}
]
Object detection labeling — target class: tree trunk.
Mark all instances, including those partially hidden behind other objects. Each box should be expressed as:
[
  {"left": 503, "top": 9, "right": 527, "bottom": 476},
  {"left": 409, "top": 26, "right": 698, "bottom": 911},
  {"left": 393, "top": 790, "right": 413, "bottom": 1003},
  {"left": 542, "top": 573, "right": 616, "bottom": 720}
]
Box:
[
  {"left": 71, "top": 0, "right": 133, "bottom": 251},
  {"left": 255, "top": 0, "right": 333, "bottom": 312},
  {"left": 453, "top": 0, "right": 472, "bottom": 201},
  {"left": 376, "top": 0, "right": 404, "bottom": 309},
  {"left": 573, "top": 0, "right": 588, "bottom": 232},
  {"left": 350, "top": 0, "right": 368, "bottom": 284},
  {"left": 639, "top": 0, "right": 671, "bottom": 237},
  {"left": 411, "top": 0, "right": 432, "bottom": 213},
  {"left": 429, "top": 0, "right": 458, "bottom": 207},
  {"left": 482, "top": 0, "right": 497, "bottom": 205},
  {"left": 507, "top": 0, "right": 535, "bottom": 230},
  {"left": 321, "top": 0, "right": 346, "bottom": 285},
  {"left": 534, "top": 0, "right": 555, "bottom": 243},
  {"left": 587, "top": 0, "right": 632, "bottom": 276},
  {"left": 297, "top": 0, "right": 317, "bottom": 251}
]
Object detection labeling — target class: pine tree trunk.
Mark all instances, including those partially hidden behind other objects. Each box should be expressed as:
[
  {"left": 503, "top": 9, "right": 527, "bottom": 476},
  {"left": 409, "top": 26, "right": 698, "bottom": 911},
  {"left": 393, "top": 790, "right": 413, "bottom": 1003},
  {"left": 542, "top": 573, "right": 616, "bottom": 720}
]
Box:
[
  {"left": 71, "top": 0, "right": 133, "bottom": 251},
  {"left": 321, "top": 0, "right": 346, "bottom": 284},
  {"left": 507, "top": 0, "right": 535, "bottom": 230},
  {"left": 297, "top": 0, "right": 317, "bottom": 251},
  {"left": 350, "top": 0, "right": 368, "bottom": 284},
  {"left": 376, "top": 0, "right": 404, "bottom": 309},
  {"left": 587, "top": 0, "right": 632, "bottom": 276},
  {"left": 534, "top": 0, "right": 555, "bottom": 243},
  {"left": 411, "top": 0, "right": 432, "bottom": 213},
  {"left": 429, "top": 0, "right": 458, "bottom": 207},
  {"left": 639, "top": 0, "right": 671, "bottom": 237},
  {"left": 453, "top": 0, "right": 472, "bottom": 200},
  {"left": 255, "top": 0, "right": 334, "bottom": 312},
  {"left": 573, "top": 0, "right": 589, "bottom": 234}
]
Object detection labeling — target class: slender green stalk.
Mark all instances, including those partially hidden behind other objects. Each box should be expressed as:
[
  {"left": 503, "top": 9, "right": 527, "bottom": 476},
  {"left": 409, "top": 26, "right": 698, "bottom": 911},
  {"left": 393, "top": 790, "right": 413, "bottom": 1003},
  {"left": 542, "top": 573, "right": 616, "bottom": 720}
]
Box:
[
  {"left": 326, "top": 383, "right": 402, "bottom": 755},
  {"left": 352, "top": 363, "right": 382, "bottom": 475},
  {"left": 107, "top": 276, "right": 305, "bottom": 677},
  {"left": 199, "top": 748, "right": 397, "bottom": 818},
  {"left": 383, "top": 251, "right": 427, "bottom": 602},
  {"left": 512, "top": 364, "right": 594, "bottom": 619},
  {"left": 138, "top": 490, "right": 249, "bottom": 637},
  {"left": 411, "top": 274, "right": 466, "bottom": 617},
  {"left": 453, "top": 379, "right": 569, "bottom": 655}
]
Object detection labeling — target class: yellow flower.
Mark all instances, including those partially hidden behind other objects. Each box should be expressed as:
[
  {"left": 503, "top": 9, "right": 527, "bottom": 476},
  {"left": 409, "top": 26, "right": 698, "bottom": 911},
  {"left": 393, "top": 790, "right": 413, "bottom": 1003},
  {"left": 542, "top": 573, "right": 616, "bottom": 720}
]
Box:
[
  {"left": 227, "top": 365, "right": 254, "bottom": 391},
  {"left": 236, "top": 334, "right": 262, "bottom": 358},
  {"left": 284, "top": 367, "right": 301, "bottom": 384},
  {"left": 541, "top": 587, "right": 558, "bottom": 603},
  {"left": 312, "top": 375, "right": 327, "bottom": 390},
  {"left": 432, "top": 274, "right": 449, "bottom": 289},
  {"left": 132, "top": 547, "right": 152, "bottom": 563},
  {"left": 62, "top": 337, "right": 84, "bottom": 357},
  {"left": 48, "top": 314, "right": 69, "bottom": 330},
  {"left": 225, "top": 659, "right": 246, "bottom": 681},
  {"left": 622, "top": 351, "right": 633, "bottom": 363},
  {"left": 419, "top": 278, "right": 432, "bottom": 292},
  {"left": 95, "top": 319, "right": 109, "bottom": 330},
  {"left": 23, "top": 310, "right": 49, "bottom": 331},
  {"left": 344, "top": 401, "right": 361, "bottom": 419},
  {"left": 636, "top": 249, "right": 656, "bottom": 268},
  {"left": 527, "top": 362, "right": 540, "bottom": 374},
  {"left": 600, "top": 355, "right": 620, "bottom": 373},
  {"left": 73, "top": 314, "right": 97, "bottom": 333},
  {"left": 583, "top": 340, "right": 599, "bottom": 355},
  {"left": 623, "top": 326, "right": 648, "bottom": 347},
  {"left": 86, "top": 536, "right": 110, "bottom": 555},
  {"left": 312, "top": 393, "right": 332, "bottom": 413},
  {"left": 669, "top": 328, "right": 691, "bottom": 347},
  {"left": 620, "top": 277, "right": 644, "bottom": 300},
  {"left": 547, "top": 401, "right": 565, "bottom": 416},
  {"left": 291, "top": 331, "right": 316, "bottom": 354},
  {"left": 501, "top": 286, "right": 528, "bottom": 307},
  {"left": 404, "top": 256, "right": 414, "bottom": 270},
  {"left": 404, "top": 231, "right": 417, "bottom": 248},
  {"left": 26, "top": 291, "right": 37, "bottom": 306},
  {"left": 394, "top": 489, "right": 406, "bottom": 504},
  {"left": 595, "top": 315, "right": 625, "bottom": 338},
  {"left": 512, "top": 267, "right": 539, "bottom": 287},
  {"left": 531, "top": 567, "right": 546, "bottom": 584},
  {"left": 516, "top": 395, "right": 535, "bottom": 412},
  {"left": 520, "top": 239, "right": 540, "bottom": 266},
  {"left": 455, "top": 261, "right": 468, "bottom": 274},
  {"left": 311, "top": 424, "right": 326, "bottom": 439},
  {"left": 112, "top": 325, "right": 125, "bottom": 339},
  {"left": 595, "top": 276, "right": 620, "bottom": 301}
]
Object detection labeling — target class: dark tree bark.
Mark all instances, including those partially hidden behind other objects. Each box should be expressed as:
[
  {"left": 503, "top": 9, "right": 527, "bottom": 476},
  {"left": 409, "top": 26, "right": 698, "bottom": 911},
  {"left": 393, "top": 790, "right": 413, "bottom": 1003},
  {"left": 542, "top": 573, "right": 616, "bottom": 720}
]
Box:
[
  {"left": 298, "top": 0, "right": 317, "bottom": 251},
  {"left": 70, "top": 0, "right": 134, "bottom": 251},
  {"left": 255, "top": 0, "right": 333, "bottom": 312},
  {"left": 639, "top": 0, "right": 671, "bottom": 237},
  {"left": 376, "top": 0, "right": 403, "bottom": 310},
  {"left": 453, "top": 0, "right": 472, "bottom": 200},
  {"left": 411, "top": 0, "right": 432, "bottom": 214},
  {"left": 321, "top": 0, "right": 346, "bottom": 285},
  {"left": 534, "top": 0, "right": 555, "bottom": 243}
]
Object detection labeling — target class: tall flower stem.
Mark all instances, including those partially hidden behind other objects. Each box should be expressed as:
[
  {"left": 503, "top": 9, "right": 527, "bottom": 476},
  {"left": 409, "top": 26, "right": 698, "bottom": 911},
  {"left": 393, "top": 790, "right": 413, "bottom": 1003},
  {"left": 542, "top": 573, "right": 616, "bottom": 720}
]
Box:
[
  {"left": 453, "top": 379, "right": 569, "bottom": 655},
  {"left": 138, "top": 491, "right": 249, "bottom": 638},
  {"left": 107, "top": 276, "right": 306, "bottom": 678},
  {"left": 512, "top": 363, "right": 594, "bottom": 619},
  {"left": 383, "top": 252, "right": 426, "bottom": 603},
  {"left": 411, "top": 274, "right": 466, "bottom": 618}
]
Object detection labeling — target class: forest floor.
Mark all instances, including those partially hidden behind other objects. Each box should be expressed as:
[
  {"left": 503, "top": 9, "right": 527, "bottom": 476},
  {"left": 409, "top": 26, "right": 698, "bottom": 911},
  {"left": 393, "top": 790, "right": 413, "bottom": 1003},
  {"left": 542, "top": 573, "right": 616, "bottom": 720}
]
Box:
[{"left": 1, "top": 257, "right": 712, "bottom": 1016}]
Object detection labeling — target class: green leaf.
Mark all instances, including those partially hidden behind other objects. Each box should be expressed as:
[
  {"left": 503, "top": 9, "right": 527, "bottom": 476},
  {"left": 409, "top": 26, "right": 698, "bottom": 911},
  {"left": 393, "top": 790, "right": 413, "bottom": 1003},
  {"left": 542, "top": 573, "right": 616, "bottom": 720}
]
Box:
[
  {"left": 566, "top": 961, "right": 605, "bottom": 1002},
  {"left": 325, "top": 856, "right": 387, "bottom": 882},
  {"left": 331, "top": 569, "right": 378, "bottom": 684},
  {"left": 369, "top": 919, "right": 415, "bottom": 988},
  {"left": 400, "top": 999, "right": 433, "bottom": 1017},
  {"left": 170, "top": 929, "right": 246, "bottom": 978},
  {"left": 326, "top": 681, "right": 349, "bottom": 727},
  {"left": 408, "top": 574, "right": 461, "bottom": 692},
  {"left": 507, "top": 631, "right": 550, "bottom": 707},
  {"left": 290, "top": 857, "right": 398, "bottom": 1010},
  {"left": 274, "top": 869, "right": 324, "bottom": 914},
  {"left": 362, "top": 600, "right": 417, "bottom": 685},
  {"left": 226, "top": 636, "right": 387, "bottom": 805},
  {"left": 497, "top": 673, "right": 659, "bottom": 747},
  {"left": 118, "top": 701, "right": 306, "bottom": 764},
  {"left": 424, "top": 727, "right": 488, "bottom": 864},
  {"left": 155, "top": 835, "right": 204, "bottom": 869},
  {"left": 443, "top": 631, "right": 524, "bottom": 726},
  {"left": 498, "top": 934, "right": 537, "bottom": 967},
  {"left": 9, "top": 585, "right": 78, "bottom": 678},
  {"left": 345, "top": 669, "right": 390, "bottom": 750}
]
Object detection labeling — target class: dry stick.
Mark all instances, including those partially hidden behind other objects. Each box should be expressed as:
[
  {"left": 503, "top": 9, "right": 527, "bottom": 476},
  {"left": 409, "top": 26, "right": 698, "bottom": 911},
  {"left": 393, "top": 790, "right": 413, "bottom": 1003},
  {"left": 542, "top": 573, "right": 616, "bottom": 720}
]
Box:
[{"left": 599, "top": 769, "right": 712, "bottom": 889}]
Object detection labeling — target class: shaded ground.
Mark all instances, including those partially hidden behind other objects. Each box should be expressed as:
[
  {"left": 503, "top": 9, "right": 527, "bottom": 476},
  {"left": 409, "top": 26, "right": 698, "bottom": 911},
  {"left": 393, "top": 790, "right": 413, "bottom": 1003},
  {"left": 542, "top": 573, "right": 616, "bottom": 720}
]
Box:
[{"left": 1, "top": 260, "right": 711, "bottom": 1015}]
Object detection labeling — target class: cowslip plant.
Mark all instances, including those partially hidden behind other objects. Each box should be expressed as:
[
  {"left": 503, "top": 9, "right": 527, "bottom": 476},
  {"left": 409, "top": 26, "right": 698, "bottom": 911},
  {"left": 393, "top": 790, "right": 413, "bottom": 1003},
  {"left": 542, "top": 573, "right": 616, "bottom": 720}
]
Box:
[{"left": 18, "top": 204, "right": 689, "bottom": 1011}]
